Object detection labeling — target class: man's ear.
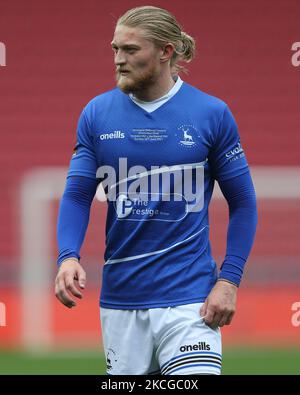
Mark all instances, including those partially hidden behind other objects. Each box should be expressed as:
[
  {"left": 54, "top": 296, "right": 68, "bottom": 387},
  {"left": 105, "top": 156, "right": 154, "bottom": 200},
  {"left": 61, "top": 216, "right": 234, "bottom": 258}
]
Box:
[{"left": 160, "top": 43, "right": 175, "bottom": 63}]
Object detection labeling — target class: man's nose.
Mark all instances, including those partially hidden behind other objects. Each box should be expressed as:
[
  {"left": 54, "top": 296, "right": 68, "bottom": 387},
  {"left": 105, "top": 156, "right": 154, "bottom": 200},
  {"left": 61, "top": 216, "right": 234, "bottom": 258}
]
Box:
[{"left": 114, "top": 50, "right": 126, "bottom": 66}]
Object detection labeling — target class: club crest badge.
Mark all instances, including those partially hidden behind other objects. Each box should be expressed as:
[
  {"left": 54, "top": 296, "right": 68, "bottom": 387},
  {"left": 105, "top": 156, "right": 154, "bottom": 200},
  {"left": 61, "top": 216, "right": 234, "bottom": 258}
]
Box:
[{"left": 176, "top": 125, "right": 198, "bottom": 148}]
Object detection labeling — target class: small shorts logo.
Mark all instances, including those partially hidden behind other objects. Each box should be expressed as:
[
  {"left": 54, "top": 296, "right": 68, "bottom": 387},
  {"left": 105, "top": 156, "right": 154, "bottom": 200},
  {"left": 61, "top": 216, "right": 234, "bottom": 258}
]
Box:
[
  {"left": 106, "top": 348, "right": 117, "bottom": 371},
  {"left": 291, "top": 302, "right": 300, "bottom": 327},
  {"left": 0, "top": 42, "right": 6, "bottom": 67},
  {"left": 291, "top": 42, "right": 300, "bottom": 67},
  {"left": 0, "top": 302, "right": 6, "bottom": 327},
  {"left": 180, "top": 342, "right": 211, "bottom": 352}
]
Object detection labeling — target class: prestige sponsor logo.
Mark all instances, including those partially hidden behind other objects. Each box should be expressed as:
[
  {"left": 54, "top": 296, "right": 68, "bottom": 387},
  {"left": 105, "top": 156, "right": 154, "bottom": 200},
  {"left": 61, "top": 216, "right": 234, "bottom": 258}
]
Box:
[
  {"left": 291, "top": 42, "right": 300, "bottom": 67},
  {"left": 116, "top": 194, "right": 160, "bottom": 219},
  {"left": 0, "top": 42, "right": 6, "bottom": 66},
  {"left": 99, "top": 130, "right": 125, "bottom": 140},
  {"left": 114, "top": 192, "right": 186, "bottom": 221},
  {"left": 180, "top": 342, "right": 211, "bottom": 352}
]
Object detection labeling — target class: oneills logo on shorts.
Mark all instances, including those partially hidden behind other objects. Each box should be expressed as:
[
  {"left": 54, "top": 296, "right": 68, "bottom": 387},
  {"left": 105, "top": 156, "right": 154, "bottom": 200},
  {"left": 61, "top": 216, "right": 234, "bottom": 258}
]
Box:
[
  {"left": 180, "top": 342, "right": 211, "bottom": 352},
  {"left": 106, "top": 348, "right": 118, "bottom": 371}
]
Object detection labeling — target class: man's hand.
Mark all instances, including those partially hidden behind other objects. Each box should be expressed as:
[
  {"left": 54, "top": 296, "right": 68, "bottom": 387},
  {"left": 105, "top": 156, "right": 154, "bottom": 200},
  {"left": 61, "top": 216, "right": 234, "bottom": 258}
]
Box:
[
  {"left": 55, "top": 259, "right": 86, "bottom": 308},
  {"left": 200, "top": 280, "right": 238, "bottom": 329}
]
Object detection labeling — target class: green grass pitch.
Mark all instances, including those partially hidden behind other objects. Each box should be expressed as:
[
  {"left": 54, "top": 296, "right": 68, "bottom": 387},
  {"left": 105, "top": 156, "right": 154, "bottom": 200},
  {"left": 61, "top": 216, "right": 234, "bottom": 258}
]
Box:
[{"left": 0, "top": 347, "right": 299, "bottom": 375}]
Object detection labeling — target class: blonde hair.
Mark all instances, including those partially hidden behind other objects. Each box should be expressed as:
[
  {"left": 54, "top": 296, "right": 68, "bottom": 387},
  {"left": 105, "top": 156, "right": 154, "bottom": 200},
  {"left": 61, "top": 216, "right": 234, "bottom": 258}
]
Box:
[{"left": 116, "top": 6, "right": 196, "bottom": 74}]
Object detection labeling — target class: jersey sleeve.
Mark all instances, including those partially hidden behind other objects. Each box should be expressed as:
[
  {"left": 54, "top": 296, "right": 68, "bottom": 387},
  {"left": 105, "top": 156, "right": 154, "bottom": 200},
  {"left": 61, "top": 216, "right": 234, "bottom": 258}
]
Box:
[
  {"left": 67, "top": 109, "right": 98, "bottom": 179},
  {"left": 57, "top": 176, "right": 99, "bottom": 267},
  {"left": 209, "top": 105, "right": 249, "bottom": 182}
]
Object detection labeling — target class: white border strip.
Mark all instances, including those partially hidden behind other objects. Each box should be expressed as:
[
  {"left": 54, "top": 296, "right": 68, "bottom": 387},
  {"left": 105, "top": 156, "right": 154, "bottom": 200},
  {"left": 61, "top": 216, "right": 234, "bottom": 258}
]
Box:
[{"left": 105, "top": 226, "right": 207, "bottom": 265}]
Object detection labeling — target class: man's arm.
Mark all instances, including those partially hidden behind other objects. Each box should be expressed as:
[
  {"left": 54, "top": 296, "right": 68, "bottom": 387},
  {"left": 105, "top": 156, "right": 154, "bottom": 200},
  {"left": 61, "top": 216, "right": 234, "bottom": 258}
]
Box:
[
  {"left": 200, "top": 170, "right": 258, "bottom": 328},
  {"left": 55, "top": 176, "right": 98, "bottom": 308}
]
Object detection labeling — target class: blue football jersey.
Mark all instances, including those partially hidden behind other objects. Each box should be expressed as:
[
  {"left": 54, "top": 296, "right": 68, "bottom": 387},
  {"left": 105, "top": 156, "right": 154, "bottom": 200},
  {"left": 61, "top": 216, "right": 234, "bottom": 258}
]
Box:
[{"left": 67, "top": 82, "right": 249, "bottom": 309}]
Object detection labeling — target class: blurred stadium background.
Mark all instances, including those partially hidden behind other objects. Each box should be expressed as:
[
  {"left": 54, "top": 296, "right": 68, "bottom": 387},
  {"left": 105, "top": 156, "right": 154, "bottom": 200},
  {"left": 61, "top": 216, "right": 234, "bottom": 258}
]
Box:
[{"left": 0, "top": 0, "right": 300, "bottom": 374}]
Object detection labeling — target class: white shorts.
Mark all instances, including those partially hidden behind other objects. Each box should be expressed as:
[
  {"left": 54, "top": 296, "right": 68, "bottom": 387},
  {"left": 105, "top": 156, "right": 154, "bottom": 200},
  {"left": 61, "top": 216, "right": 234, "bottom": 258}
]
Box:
[{"left": 100, "top": 303, "right": 222, "bottom": 375}]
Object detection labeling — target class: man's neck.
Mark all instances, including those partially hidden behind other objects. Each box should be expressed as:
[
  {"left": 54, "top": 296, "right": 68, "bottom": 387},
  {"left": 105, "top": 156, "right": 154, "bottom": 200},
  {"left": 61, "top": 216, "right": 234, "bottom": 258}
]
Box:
[{"left": 133, "top": 73, "right": 176, "bottom": 102}]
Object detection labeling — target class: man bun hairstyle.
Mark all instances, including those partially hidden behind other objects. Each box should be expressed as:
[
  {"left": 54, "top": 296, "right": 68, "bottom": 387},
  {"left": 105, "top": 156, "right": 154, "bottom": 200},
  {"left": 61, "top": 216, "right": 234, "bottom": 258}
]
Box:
[{"left": 117, "top": 6, "right": 196, "bottom": 74}]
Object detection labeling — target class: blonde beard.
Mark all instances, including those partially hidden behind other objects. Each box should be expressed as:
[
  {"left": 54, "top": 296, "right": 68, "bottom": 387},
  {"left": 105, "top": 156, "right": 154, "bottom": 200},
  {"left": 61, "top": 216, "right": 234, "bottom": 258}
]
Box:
[{"left": 116, "top": 67, "right": 160, "bottom": 95}]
